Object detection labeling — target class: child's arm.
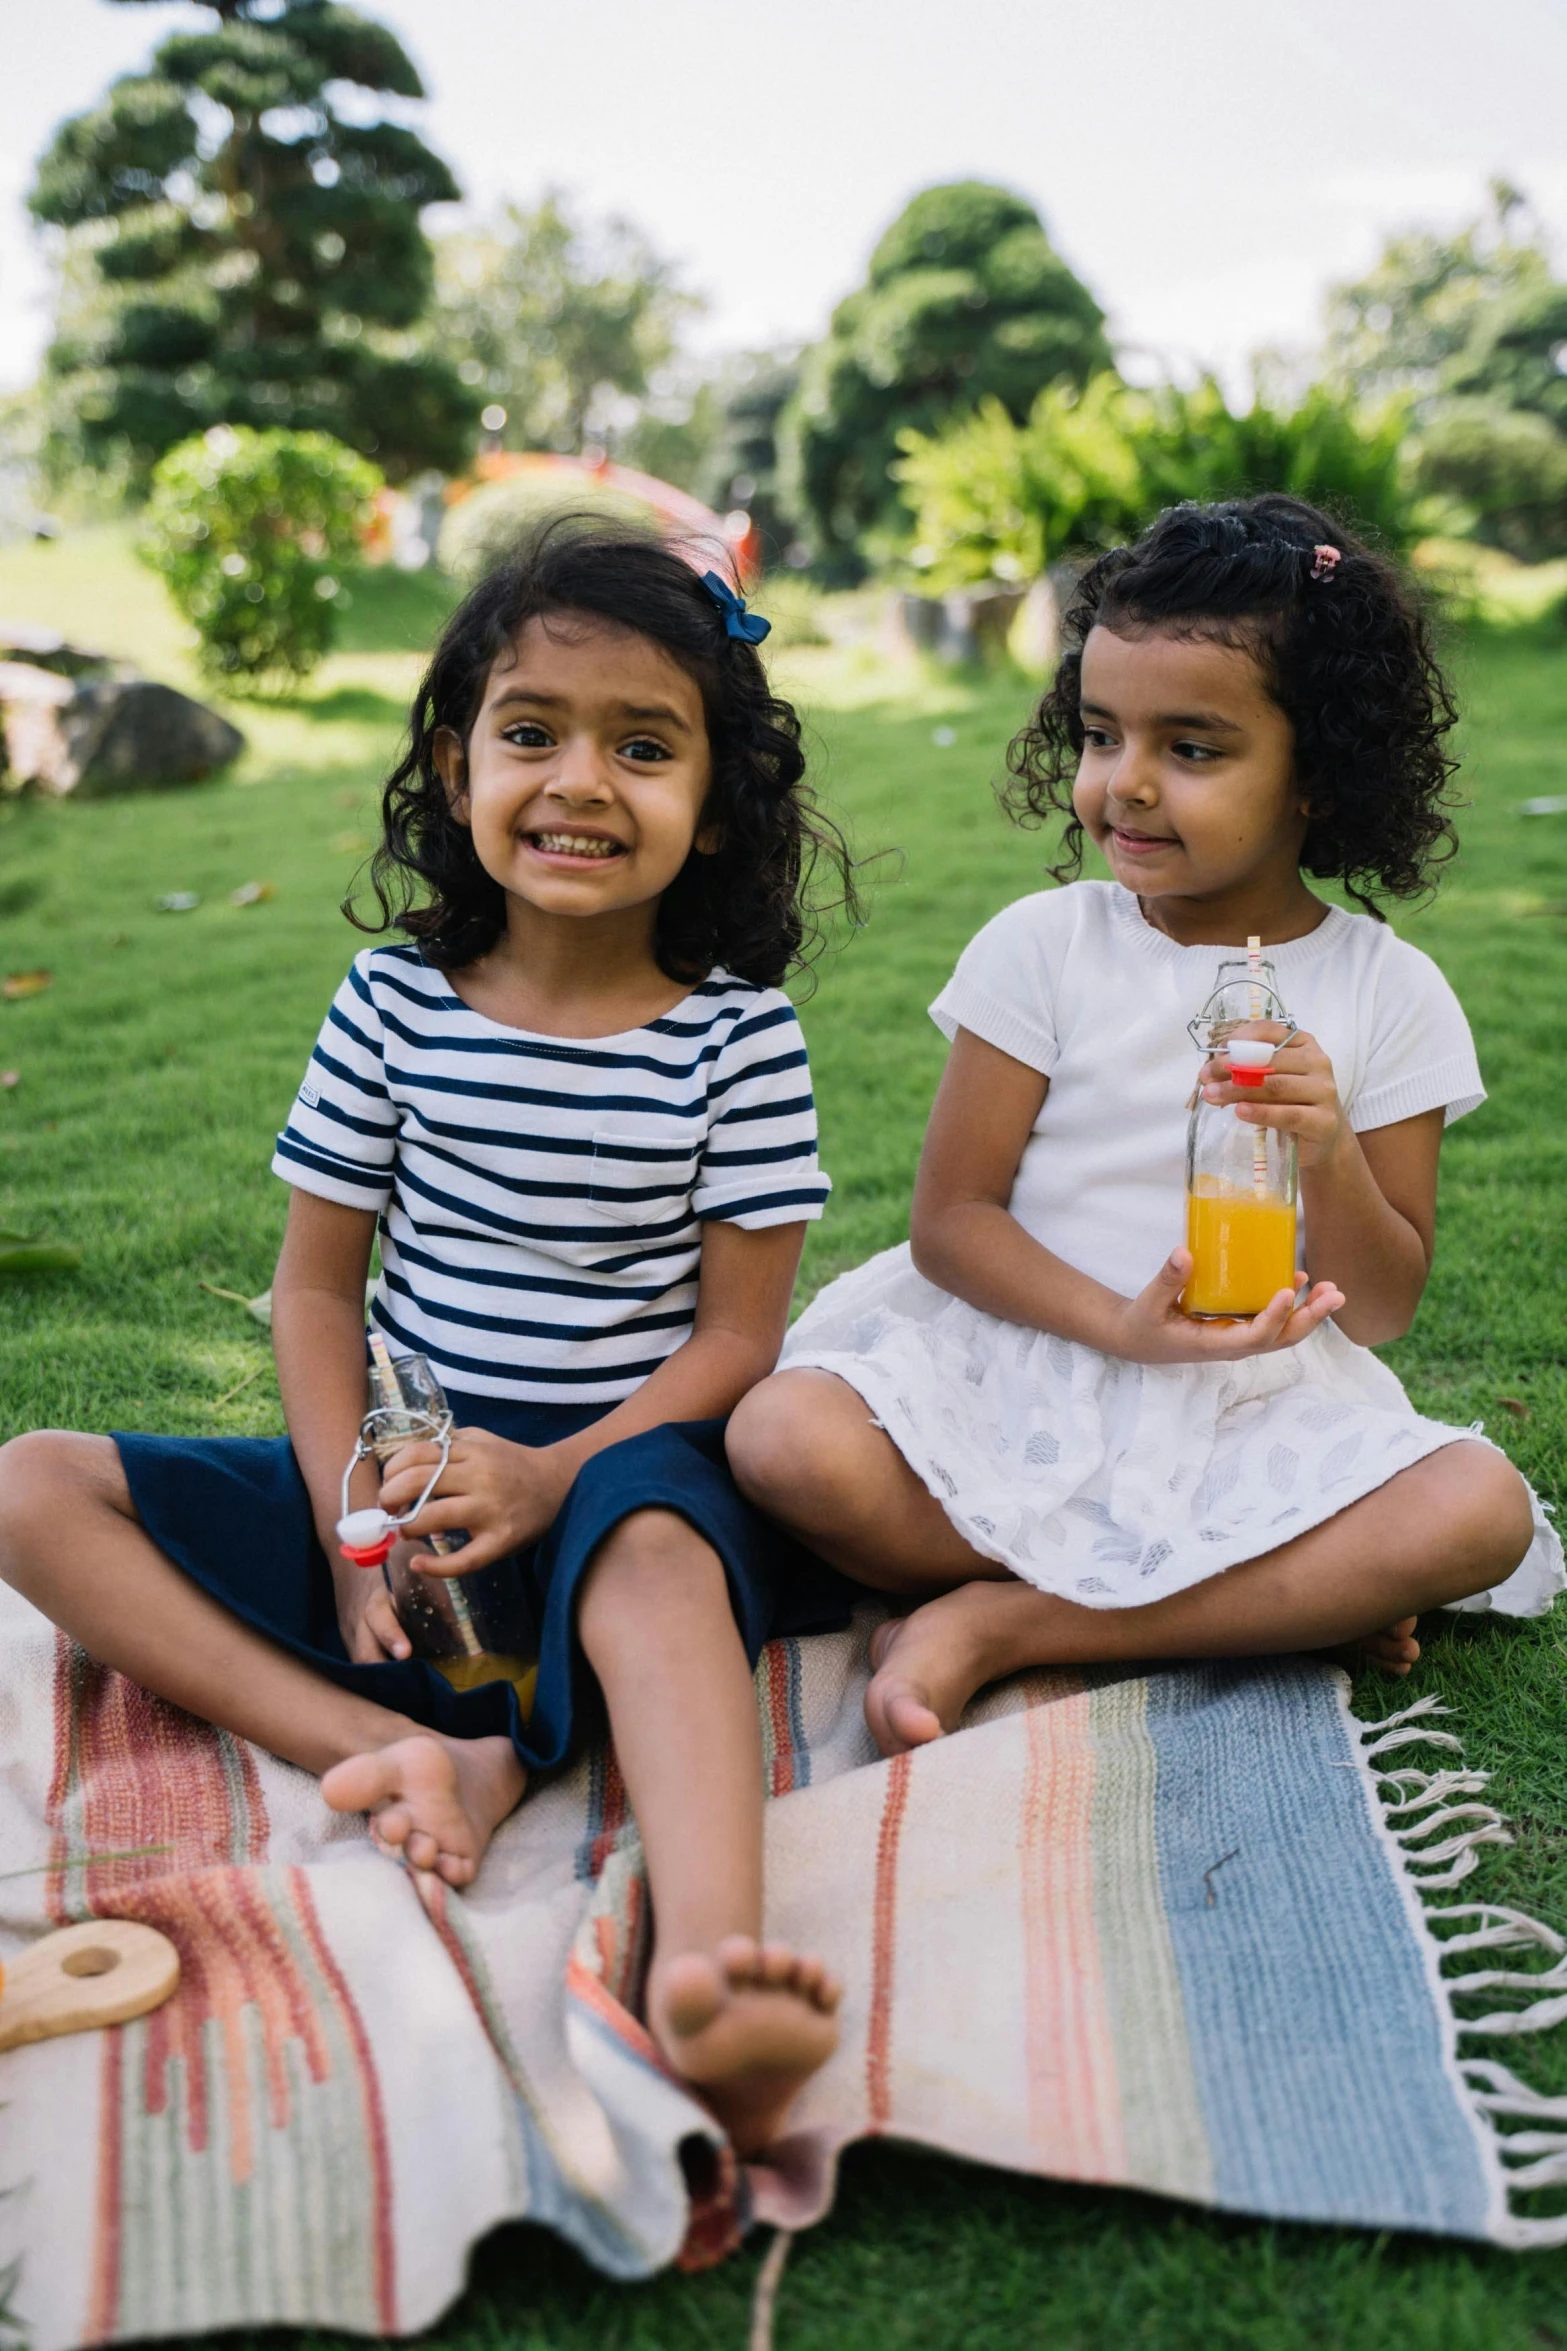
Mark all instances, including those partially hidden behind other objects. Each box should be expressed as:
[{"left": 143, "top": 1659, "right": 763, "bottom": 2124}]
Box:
[
  {"left": 908, "top": 1028, "right": 1344, "bottom": 1362},
  {"left": 270, "top": 1190, "right": 408, "bottom": 1660},
  {"left": 378, "top": 1218, "right": 806, "bottom": 1573},
  {"left": 1200, "top": 1030, "right": 1441, "bottom": 1345}
]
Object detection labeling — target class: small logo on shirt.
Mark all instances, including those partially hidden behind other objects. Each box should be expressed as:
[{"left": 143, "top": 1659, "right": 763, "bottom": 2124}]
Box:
[{"left": 299, "top": 1083, "right": 320, "bottom": 1107}]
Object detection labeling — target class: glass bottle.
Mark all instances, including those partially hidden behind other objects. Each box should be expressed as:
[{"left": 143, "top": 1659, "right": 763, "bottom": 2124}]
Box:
[
  {"left": 337, "top": 1343, "right": 538, "bottom": 1714},
  {"left": 1182, "top": 958, "right": 1299, "bottom": 1319}
]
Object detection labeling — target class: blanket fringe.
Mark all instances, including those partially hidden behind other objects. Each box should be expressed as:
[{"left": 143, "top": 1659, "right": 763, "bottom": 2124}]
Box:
[
  {"left": 747, "top": 2229, "right": 793, "bottom": 2351},
  {"left": 1351, "top": 1694, "right": 1567, "bottom": 2248}
]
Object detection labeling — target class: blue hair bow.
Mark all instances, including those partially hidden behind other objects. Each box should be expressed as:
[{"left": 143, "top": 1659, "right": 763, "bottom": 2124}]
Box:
[{"left": 700, "top": 570, "right": 771, "bottom": 645}]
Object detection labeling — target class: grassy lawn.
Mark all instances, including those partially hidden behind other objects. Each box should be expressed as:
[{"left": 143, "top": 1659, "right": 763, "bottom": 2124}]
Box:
[{"left": 2, "top": 530, "right": 1565, "bottom": 2348}]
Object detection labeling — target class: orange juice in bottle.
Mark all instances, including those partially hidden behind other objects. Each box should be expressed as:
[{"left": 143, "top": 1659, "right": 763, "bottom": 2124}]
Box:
[{"left": 1182, "top": 954, "right": 1299, "bottom": 1320}]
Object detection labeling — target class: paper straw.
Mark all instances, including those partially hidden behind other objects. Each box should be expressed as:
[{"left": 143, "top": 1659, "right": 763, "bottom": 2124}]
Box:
[
  {"left": 1245, "top": 935, "right": 1269, "bottom": 1199},
  {"left": 366, "top": 1328, "right": 400, "bottom": 1412}
]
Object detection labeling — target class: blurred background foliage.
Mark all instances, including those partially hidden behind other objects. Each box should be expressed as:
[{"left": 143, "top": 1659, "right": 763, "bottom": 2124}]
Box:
[
  {"left": 2, "top": 10, "right": 1565, "bottom": 648},
  {"left": 893, "top": 376, "right": 1412, "bottom": 590}
]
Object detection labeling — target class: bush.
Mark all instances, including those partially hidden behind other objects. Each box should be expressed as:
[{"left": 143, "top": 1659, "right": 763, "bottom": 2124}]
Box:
[
  {"left": 437, "top": 473, "right": 661, "bottom": 584},
  {"left": 1412, "top": 399, "right": 1567, "bottom": 561},
  {"left": 895, "top": 375, "right": 1415, "bottom": 587},
  {"left": 141, "top": 426, "right": 383, "bottom": 686}
]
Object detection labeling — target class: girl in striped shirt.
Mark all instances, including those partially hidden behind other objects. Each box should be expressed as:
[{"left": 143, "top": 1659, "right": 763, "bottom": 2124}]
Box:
[{"left": 0, "top": 527, "right": 854, "bottom": 2153}]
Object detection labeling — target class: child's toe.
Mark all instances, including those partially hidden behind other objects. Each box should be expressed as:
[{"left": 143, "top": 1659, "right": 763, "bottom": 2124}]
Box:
[
  {"left": 717, "top": 1934, "right": 763, "bottom": 1986},
  {"left": 796, "top": 1955, "right": 840, "bottom": 2010},
  {"left": 372, "top": 1803, "right": 413, "bottom": 1850},
  {"left": 757, "top": 1942, "right": 796, "bottom": 1987},
  {"left": 404, "top": 1828, "right": 440, "bottom": 1871}
]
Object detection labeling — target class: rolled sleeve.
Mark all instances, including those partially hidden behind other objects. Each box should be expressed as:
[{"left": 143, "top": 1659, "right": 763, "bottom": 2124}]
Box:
[
  {"left": 271, "top": 956, "right": 398, "bottom": 1210},
  {"left": 1349, "top": 941, "right": 1486, "bottom": 1132},
  {"left": 694, "top": 996, "right": 830, "bottom": 1228},
  {"left": 929, "top": 895, "right": 1059, "bottom": 1076}
]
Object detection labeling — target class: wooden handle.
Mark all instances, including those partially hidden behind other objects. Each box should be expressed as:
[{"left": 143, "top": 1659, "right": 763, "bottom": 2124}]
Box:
[{"left": 0, "top": 1920, "right": 180, "bottom": 2053}]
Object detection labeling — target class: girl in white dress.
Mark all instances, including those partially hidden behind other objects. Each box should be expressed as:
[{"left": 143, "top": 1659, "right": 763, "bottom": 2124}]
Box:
[{"left": 729, "top": 494, "right": 1562, "bottom": 1753}]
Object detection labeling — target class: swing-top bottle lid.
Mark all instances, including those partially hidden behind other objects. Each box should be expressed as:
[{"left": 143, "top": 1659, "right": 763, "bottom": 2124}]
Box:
[
  {"left": 338, "top": 1506, "right": 396, "bottom": 1569},
  {"left": 1225, "top": 1038, "right": 1275, "bottom": 1090}
]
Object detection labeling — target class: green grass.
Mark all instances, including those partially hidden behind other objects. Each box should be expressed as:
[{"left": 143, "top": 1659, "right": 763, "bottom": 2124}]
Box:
[{"left": 2, "top": 531, "right": 1567, "bottom": 2346}]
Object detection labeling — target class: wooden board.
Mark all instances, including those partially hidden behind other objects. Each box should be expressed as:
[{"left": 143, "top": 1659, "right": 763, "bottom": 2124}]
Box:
[{"left": 0, "top": 1919, "right": 180, "bottom": 2052}]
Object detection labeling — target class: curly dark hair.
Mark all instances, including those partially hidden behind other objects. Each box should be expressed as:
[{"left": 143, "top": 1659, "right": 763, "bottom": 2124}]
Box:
[
  {"left": 1005, "top": 493, "right": 1461, "bottom": 914},
  {"left": 348, "top": 518, "right": 859, "bottom": 986}
]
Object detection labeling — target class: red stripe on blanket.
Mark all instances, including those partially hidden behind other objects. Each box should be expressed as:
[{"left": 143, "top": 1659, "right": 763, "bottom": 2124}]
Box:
[
  {"left": 865, "top": 1750, "right": 913, "bottom": 2132},
  {"left": 582, "top": 1743, "right": 630, "bottom": 1881},
  {"left": 1019, "top": 1692, "right": 1125, "bottom": 2180},
  {"left": 766, "top": 1643, "right": 796, "bottom": 1796},
  {"left": 290, "top": 1868, "right": 398, "bottom": 2335},
  {"left": 85, "top": 2023, "right": 124, "bottom": 2346},
  {"left": 44, "top": 1632, "right": 76, "bottom": 1925}
]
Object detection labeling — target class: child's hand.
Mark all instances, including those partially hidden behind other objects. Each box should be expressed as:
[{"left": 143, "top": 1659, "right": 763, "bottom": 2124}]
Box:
[
  {"left": 1200, "top": 1029, "right": 1348, "bottom": 1171},
  {"left": 1113, "top": 1249, "right": 1345, "bottom": 1365},
  {"left": 377, "top": 1427, "right": 572, "bottom": 1573},
  {"left": 335, "top": 1569, "right": 412, "bottom": 1663}
]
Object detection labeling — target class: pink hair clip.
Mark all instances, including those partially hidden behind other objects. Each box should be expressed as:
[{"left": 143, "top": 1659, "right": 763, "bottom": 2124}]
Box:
[{"left": 1310, "top": 544, "right": 1342, "bottom": 582}]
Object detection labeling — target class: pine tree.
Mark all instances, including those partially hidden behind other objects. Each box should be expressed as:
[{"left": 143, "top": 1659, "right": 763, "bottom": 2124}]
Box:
[{"left": 30, "top": 0, "right": 477, "bottom": 483}]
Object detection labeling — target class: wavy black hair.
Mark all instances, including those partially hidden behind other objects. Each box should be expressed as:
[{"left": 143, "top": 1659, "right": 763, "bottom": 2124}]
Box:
[
  {"left": 1005, "top": 493, "right": 1461, "bottom": 914},
  {"left": 348, "top": 518, "right": 859, "bottom": 985}
]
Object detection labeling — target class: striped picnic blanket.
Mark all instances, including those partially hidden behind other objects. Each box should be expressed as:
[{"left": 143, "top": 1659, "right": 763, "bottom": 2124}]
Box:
[{"left": 4, "top": 1579, "right": 1566, "bottom": 2351}]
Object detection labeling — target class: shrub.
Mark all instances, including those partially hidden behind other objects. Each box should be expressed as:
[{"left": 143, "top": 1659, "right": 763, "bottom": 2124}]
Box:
[
  {"left": 1412, "top": 399, "right": 1567, "bottom": 561},
  {"left": 437, "top": 472, "right": 658, "bottom": 585},
  {"left": 141, "top": 426, "right": 382, "bottom": 686},
  {"left": 895, "top": 375, "right": 1415, "bottom": 587}
]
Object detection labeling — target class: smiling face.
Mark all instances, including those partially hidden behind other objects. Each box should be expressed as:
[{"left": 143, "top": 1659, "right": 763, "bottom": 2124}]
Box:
[
  {"left": 1072, "top": 624, "right": 1315, "bottom": 934},
  {"left": 435, "top": 611, "right": 714, "bottom": 929}
]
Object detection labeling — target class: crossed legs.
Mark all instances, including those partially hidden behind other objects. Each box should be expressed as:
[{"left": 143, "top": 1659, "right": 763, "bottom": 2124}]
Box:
[
  {"left": 728, "top": 1370, "right": 1539, "bottom": 1755},
  {"left": 0, "top": 1435, "right": 838, "bottom": 2151}
]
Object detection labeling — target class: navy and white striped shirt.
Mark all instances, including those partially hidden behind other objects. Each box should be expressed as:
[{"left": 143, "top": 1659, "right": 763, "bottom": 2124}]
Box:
[{"left": 272, "top": 945, "right": 830, "bottom": 1401}]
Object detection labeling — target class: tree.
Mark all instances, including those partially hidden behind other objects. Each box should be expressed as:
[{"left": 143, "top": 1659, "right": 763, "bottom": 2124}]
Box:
[
  {"left": 429, "top": 194, "right": 700, "bottom": 456},
  {"left": 1443, "top": 280, "right": 1567, "bottom": 433},
  {"left": 778, "top": 182, "right": 1113, "bottom": 575},
  {"left": 29, "top": 0, "right": 476, "bottom": 484},
  {"left": 692, "top": 351, "right": 806, "bottom": 567},
  {"left": 1321, "top": 179, "right": 1552, "bottom": 405}
]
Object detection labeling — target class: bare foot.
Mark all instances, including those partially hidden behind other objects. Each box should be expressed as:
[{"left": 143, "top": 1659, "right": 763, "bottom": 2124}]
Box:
[
  {"left": 864, "top": 1587, "right": 1005, "bottom": 1756},
  {"left": 321, "top": 1732, "right": 526, "bottom": 1886},
  {"left": 650, "top": 1935, "right": 841, "bottom": 2155},
  {"left": 1321, "top": 1615, "right": 1422, "bottom": 1678}
]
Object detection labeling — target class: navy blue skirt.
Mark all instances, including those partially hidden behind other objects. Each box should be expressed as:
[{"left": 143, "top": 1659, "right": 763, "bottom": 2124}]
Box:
[{"left": 116, "top": 1393, "right": 852, "bottom": 1772}]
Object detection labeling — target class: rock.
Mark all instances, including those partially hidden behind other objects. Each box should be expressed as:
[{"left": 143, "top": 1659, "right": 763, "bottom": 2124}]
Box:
[
  {"left": 0, "top": 619, "right": 113, "bottom": 677},
  {"left": 0, "top": 670, "right": 245, "bottom": 798}
]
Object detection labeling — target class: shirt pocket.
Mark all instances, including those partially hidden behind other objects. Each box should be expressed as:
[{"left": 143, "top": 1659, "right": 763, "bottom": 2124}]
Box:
[{"left": 589, "top": 1121, "right": 703, "bottom": 1227}]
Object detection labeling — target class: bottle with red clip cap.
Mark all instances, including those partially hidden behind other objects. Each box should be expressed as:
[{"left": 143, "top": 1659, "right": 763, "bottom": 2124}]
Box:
[
  {"left": 335, "top": 1346, "right": 539, "bottom": 1717},
  {"left": 1181, "top": 948, "right": 1299, "bottom": 1318}
]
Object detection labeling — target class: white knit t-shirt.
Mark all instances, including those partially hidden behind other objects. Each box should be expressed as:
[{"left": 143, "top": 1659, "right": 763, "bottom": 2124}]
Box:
[{"left": 929, "top": 881, "right": 1484, "bottom": 1298}]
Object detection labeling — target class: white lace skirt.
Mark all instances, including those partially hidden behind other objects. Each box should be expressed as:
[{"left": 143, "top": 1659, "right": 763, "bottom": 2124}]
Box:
[{"left": 780, "top": 1244, "right": 1563, "bottom": 1618}]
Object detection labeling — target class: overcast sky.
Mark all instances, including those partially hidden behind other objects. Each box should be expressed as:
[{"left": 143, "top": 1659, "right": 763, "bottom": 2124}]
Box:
[{"left": 3, "top": 0, "right": 1564, "bottom": 400}]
